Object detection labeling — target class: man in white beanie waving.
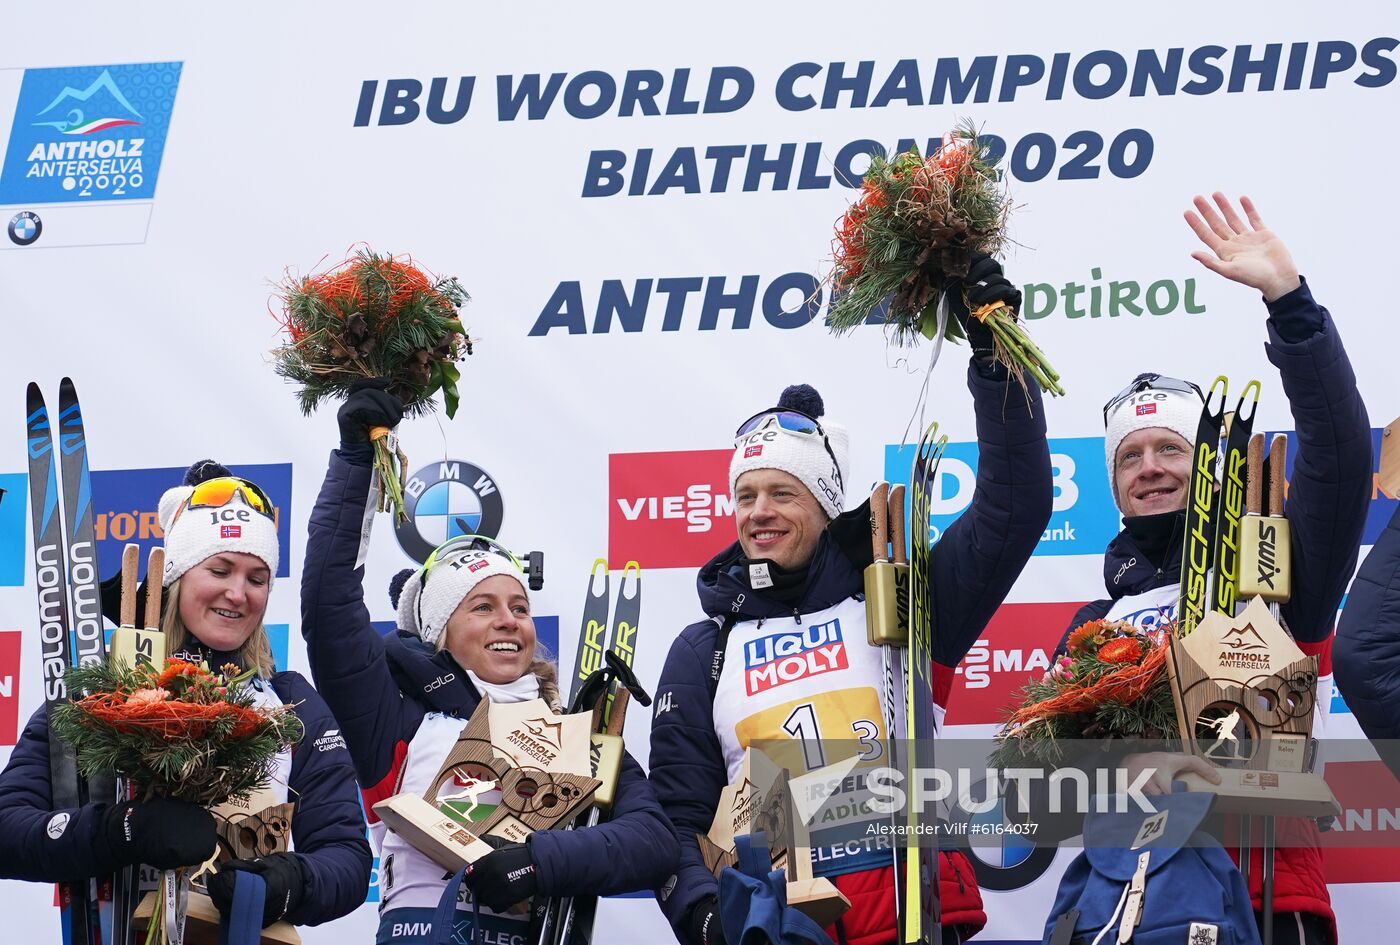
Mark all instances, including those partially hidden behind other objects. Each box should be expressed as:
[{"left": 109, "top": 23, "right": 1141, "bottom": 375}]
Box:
[
  {"left": 1048, "top": 194, "right": 1371, "bottom": 945},
  {"left": 650, "top": 254, "right": 1055, "bottom": 945}
]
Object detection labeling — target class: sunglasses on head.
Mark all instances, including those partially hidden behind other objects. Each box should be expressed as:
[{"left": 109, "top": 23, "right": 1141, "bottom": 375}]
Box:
[
  {"left": 1101, "top": 374, "right": 1204, "bottom": 426},
  {"left": 185, "top": 477, "right": 275, "bottom": 520},
  {"left": 734, "top": 408, "right": 844, "bottom": 490},
  {"left": 421, "top": 534, "right": 525, "bottom": 584}
]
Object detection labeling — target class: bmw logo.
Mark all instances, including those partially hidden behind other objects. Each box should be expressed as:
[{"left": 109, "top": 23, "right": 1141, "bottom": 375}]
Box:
[
  {"left": 948, "top": 787, "right": 1058, "bottom": 891},
  {"left": 394, "top": 459, "right": 505, "bottom": 562},
  {"left": 7, "top": 211, "right": 41, "bottom": 246}
]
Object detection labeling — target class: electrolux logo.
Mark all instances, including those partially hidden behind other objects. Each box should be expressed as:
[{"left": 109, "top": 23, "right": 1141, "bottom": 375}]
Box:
[
  {"left": 393, "top": 459, "right": 504, "bottom": 563},
  {"left": 0, "top": 62, "right": 181, "bottom": 205},
  {"left": 885, "top": 436, "right": 1120, "bottom": 558},
  {"left": 608, "top": 449, "right": 734, "bottom": 569}
]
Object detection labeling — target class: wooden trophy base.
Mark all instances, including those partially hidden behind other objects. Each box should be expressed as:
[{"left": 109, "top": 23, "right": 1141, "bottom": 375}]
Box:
[
  {"left": 134, "top": 889, "right": 300, "bottom": 944},
  {"left": 786, "top": 876, "right": 850, "bottom": 928},
  {"left": 1176, "top": 768, "right": 1340, "bottom": 818}
]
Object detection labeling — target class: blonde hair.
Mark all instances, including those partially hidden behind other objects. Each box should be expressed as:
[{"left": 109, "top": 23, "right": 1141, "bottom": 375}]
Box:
[{"left": 161, "top": 578, "right": 276, "bottom": 678}]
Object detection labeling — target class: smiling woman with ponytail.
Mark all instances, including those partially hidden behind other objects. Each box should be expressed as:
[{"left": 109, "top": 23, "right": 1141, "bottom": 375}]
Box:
[{"left": 301, "top": 380, "right": 677, "bottom": 944}]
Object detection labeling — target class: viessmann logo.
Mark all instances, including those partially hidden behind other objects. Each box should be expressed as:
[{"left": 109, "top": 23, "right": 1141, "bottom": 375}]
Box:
[
  {"left": 742, "top": 618, "right": 848, "bottom": 696},
  {"left": 608, "top": 449, "right": 734, "bottom": 569},
  {"left": 943, "top": 601, "right": 1086, "bottom": 726}
]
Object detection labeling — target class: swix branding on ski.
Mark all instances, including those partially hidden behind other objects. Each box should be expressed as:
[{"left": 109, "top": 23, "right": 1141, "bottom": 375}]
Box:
[{"left": 742, "top": 618, "right": 848, "bottom": 695}]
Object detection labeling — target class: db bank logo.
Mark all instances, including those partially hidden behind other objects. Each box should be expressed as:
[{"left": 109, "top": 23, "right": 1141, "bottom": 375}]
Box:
[
  {"left": 944, "top": 601, "right": 1085, "bottom": 726},
  {"left": 0, "top": 62, "right": 182, "bottom": 205},
  {"left": 1266, "top": 427, "right": 1397, "bottom": 546},
  {"left": 742, "top": 619, "right": 848, "bottom": 695},
  {"left": 608, "top": 450, "right": 734, "bottom": 569},
  {"left": 885, "top": 436, "right": 1119, "bottom": 558},
  {"left": 393, "top": 460, "right": 504, "bottom": 563},
  {"left": 0, "top": 630, "right": 20, "bottom": 746},
  {"left": 89, "top": 463, "right": 293, "bottom": 579}
]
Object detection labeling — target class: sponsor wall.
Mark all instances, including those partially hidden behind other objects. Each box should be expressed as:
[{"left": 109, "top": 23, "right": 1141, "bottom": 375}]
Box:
[{"left": 2, "top": 2, "right": 1399, "bottom": 941}]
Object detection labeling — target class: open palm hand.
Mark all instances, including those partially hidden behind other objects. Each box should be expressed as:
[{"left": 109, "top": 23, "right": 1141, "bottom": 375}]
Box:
[{"left": 1184, "top": 193, "right": 1301, "bottom": 302}]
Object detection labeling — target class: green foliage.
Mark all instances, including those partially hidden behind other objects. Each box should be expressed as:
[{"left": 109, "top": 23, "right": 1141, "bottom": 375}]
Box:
[
  {"left": 50, "top": 660, "right": 303, "bottom": 807},
  {"left": 272, "top": 249, "right": 472, "bottom": 419}
]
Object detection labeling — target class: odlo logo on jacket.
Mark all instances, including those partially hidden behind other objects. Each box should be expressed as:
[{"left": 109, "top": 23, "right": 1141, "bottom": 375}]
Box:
[{"left": 742, "top": 619, "right": 847, "bottom": 695}]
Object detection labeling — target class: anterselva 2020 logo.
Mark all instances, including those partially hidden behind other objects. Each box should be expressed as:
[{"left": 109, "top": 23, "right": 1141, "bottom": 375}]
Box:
[{"left": 0, "top": 62, "right": 182, "bottom": 205}]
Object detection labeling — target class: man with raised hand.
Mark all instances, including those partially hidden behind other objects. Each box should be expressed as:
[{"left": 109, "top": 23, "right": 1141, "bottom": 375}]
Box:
[
  {"left": 1054, "top": 195, "right": 1371, "bottom": 945},
  {"left": 650, "top": 255, "right": 1053, "bottom": 945}
]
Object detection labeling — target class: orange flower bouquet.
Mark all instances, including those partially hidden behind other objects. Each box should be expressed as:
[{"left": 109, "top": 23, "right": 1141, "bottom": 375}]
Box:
[
  {"left": 992, "top": 619, "right": 1177, "bottom": 765},
  {"left": 51, "top": 657, "right": 302, "bottom": 806}
]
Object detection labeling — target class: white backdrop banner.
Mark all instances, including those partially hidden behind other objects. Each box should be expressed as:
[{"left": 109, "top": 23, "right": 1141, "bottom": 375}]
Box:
[{"left": 2, "top": 3, "right": 1399, "bottom": 943}]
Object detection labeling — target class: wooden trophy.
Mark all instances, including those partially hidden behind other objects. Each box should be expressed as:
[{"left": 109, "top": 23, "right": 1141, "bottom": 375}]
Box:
[
  {"left": 698, "top": 749, "right": 850, "bottom": 928},
  {"left": 374, "top": 697, "right": 600, "bottom": 872},
  {"left": 1380, "top": 415, "right": 1400, "bottom": 500}
]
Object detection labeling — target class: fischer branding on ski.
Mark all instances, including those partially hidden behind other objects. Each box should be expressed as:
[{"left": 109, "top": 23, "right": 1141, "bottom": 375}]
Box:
[
  {"left": 1178, "top": 377, "right": 1228, "bottom": 636},
  {"left": 1211, "top": 381, "right": 1260, "bottom": 618}
]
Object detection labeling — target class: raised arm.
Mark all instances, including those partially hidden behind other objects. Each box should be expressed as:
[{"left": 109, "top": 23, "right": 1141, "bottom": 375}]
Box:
[
  {"left": 928, "top": 360, "right": 1053, "bottom": 669},
  {"left": 1187, "top": 193, "right": 1372, "bottom": 643}
]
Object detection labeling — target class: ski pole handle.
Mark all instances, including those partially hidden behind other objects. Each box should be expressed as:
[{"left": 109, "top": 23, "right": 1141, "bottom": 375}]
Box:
[
  {"left": 1268, "top": 434, "right": 1288, "bottom": 517},
  {"left": 119, "top": 543, "right": 139, "bottom": 629},
  {"left": 144, "top": 548, "right": 165, "bottom": 631},
  {"left": 889, "top": 485, "right": 907, "bottom": 566},
  {"left": 870, "top": 482, "right": 889, "bottom": 563},
  {"left": 1246, "top": 434, "right": 1264, "bottom": 517}
]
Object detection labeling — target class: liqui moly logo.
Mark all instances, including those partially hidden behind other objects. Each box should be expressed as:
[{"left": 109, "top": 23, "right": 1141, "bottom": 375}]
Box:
[{"left": 743, "top": 618, "right": 848, "bottom": 695}]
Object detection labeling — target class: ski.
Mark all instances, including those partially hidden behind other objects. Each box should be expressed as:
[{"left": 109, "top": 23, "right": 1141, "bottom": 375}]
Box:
[
  {"left": 58, "top": 378, "right": 118, "bottom": 942},
  {"left": 556, "top": 561, "right": 643, "bottom": 945},
  {"left": 26, "top": 383, "right": 97, "bottom": 945},
  {"left": 1210, "top": 381, "right": 1260, "bottom": 618},
  {"left": 568, "top": 559, "right": 611, "bottom": 704},
  {"left": 903, "top": 421, "right": 947, "bottom": 944},
  {"left": 1177, "top": 377, "right": 1228, "bottom": 636}
]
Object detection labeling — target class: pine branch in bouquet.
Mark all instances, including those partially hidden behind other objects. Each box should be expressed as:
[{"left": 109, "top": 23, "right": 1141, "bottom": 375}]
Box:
[
  {"left": 827, "top": 121, "right": 1063, "bottom": 395},
  {"left": 272, "top": 249, "right": 473, "bottom": 519},
  {"left": 990, "top": 620, "right": 1177, "bottom": 766},
  {"left": 272, "top": 249, "right": 472, "bottom": 419},
  {"left": 51, "top": 659, "right": 303, "bottom": 808}
]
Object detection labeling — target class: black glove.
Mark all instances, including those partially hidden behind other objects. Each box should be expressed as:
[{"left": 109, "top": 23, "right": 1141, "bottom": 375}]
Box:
[
  {"left": 956, "top": 253, "right": 1021, "bottom": 358},
  {"left": 337, "top": 377, "right": 404, "bottom": 457},
  {"left": 205, "top": 853, "right": 305, "bottom": 928},
  {"left": 100, "top": 798, "right": 217, "bottom": 870},
  {"left": 462, "top": 838, "right": 538, "bottom": 912},
  {"left": 687, "top": 895, "right": 727, "bottom": 945}
]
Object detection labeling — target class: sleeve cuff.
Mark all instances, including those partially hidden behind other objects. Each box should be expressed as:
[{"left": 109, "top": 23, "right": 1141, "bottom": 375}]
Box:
[{"left": 1264, "top": 275, "right": 1324, "bottom": 344}]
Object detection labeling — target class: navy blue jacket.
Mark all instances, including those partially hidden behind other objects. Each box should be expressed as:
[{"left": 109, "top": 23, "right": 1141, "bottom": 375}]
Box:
[
  {"left": 1335, "top": 505, "right": 1400, "bottom": 745},
  {"left": 0, "top": 668, "right": 372, "bottom": 927},
  {"left": 300, "top": 450, "right": 678, "bottom": 898},
  {"left": 649, "top": 360, "right": 1053, "bottom": 940},
  {"left": 1058, "top": 281, "right": 1371, "bottom": 650}
]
